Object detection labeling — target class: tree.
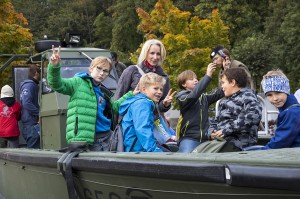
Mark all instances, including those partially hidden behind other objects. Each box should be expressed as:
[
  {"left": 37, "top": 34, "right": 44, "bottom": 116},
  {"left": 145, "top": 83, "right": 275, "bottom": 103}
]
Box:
[
  {"left": 136, "top": 0, "right": 230, "bottom": 90},
  {"left": 93, "top": 12, "right": 113, "bottom": 49},
  {"left": 0, "top": 0, "right": 33, "bottom": 87},
  {"left": 0, "top": 0, "right": 32, "bottom": 54},
  {"left": 108, "top": 0, "right": 156, "bottom": 64},
  {"left": 231, "top": 34, "right": 273, "bottom": 90},
  {"left": 11, "top": 0, "right": 50, "bottom": 41},
  {"left": 271, "top": 0, "right": 300, "bottom": 91},
  {"left": 194, "top": 0, "right": 269, "bottom": 47}
]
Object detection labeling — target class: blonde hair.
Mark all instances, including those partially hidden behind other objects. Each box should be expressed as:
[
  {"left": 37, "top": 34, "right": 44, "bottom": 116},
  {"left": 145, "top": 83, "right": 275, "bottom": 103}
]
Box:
[
  {"left": 177, "top": 70, "right": 197, "bottom": 90},
  {"left": 139, "top": 72, "right": 166, "bottom": 89},
  {"left": 263, "top": 69, "right": 287, "bottom": 79},
  {"left": 137, "top": 39, "right": 166, "bottom": 66},
  {"left": 90, "top": 56, "right": 112, "bottom": 70}
]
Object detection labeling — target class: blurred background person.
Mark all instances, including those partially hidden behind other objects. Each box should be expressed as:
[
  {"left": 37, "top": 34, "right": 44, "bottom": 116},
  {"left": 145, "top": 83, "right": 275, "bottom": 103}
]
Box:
[
  {"left": 111, "top": 51, "right": 127, "bottom": 79},
  {"left": 0, "top": 85, "right": 21, "bottom": 148}
]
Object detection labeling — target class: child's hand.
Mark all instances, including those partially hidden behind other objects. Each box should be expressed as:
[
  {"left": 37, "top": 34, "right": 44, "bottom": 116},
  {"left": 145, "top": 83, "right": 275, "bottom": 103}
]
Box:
[
  {"left": 163, "top": 89, "right": 176, "bottom": 107},
  {"left": 50, "top": 45, "right": 61, "bottom": 66},
  {"left": 210, "top": 130, "right": 224, "bottom": 139},
  {"left": 223, "top": 57, "right": 231, "bottom": 70},
  {"left": 214, "top": 130, "right": 224, "bottom": 138},
  {"left": 207, "top": 63, "right": 217, "bottom": 77},
  {"left": 133, "top": 84, "right": 140, "bottom": 95}
]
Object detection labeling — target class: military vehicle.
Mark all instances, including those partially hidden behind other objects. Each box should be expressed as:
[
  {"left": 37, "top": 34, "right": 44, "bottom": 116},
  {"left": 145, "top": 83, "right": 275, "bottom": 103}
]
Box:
[{"left": 0, "top": 37, "right": 300, "bottom": 199}]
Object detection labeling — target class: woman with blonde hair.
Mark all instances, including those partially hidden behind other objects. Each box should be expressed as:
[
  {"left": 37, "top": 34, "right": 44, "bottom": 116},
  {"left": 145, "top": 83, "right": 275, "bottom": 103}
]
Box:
[{"left": 114, "top": 39, "right": 172, "bottom": 112}]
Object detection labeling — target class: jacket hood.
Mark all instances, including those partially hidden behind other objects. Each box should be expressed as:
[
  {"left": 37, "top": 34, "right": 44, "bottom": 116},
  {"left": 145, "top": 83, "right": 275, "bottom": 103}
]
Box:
[
  {"left": 175, "top": 90, "right": 190, "bottom": 99},
  {"left": 75, "top": 72, "right": 91, "bottom": 79},
  {"left": 20, "top": 79, "right": 36, "bottom": 88},
  {"left": 119, "top": 93, "right": 150, "bottom": 116}
]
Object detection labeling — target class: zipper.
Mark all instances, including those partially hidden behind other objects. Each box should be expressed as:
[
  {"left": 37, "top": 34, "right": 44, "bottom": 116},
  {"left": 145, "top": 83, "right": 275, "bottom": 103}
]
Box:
[
  {"left": 74, "top": 116, "right": 78, "bottom": 136},
  {"left": 199, "top": 94, "right": 203, "bottom": 142}
]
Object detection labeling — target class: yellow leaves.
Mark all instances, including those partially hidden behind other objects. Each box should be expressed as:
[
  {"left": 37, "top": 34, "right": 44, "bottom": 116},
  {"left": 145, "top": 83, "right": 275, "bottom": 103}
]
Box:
[
  {"left": 0, "top": 1, "right": 32, "bottom": 54},
  {"left": 137, "top": 7, "right": 153, "bottom": 33}
]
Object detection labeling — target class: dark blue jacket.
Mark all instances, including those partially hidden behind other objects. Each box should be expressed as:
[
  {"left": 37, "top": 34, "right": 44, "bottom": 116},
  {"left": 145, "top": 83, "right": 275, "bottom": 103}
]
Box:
[
  {"left": 262, "top": 94, "right": 300, "bottom": 149},
  {"left": 20, "top": 79, "right": 39, "bottom": 126}
]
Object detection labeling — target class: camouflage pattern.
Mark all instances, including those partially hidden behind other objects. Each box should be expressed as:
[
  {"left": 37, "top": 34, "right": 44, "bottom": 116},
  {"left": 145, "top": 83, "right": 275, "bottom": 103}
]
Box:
[{"left": 208, "top": 88, "right": 262, "bottom": 149}]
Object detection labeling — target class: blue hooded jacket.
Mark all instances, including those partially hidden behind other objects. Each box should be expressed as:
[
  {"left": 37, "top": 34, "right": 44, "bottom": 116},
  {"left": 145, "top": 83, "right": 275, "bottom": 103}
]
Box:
[
  {"left": 119, "top": 93, "right": 162, "bottom": 152},
  {"left": 20, "top": 79, "right": 39, "bottom": 126},
  {"left": 262, "top": 94, "right": 300, "bottom": 149}
]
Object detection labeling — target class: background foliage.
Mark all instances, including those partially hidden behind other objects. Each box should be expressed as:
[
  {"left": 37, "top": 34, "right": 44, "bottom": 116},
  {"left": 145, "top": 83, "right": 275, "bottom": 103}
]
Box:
[{"left": 1, "top": 0, "right": 300, "bottom": 92}]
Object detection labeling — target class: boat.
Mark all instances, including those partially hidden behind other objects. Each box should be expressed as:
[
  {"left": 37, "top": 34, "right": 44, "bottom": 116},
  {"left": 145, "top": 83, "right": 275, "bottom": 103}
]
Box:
[
  {"left": 1, "top": 38, "right": 300, "bottom": 199},
  {"left": 1, "top": 148, "right": 300, "bottom": 198}
]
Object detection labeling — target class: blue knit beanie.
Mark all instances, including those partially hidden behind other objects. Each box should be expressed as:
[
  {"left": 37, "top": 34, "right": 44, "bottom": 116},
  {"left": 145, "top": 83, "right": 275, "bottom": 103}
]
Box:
[{"left": 261, "top": 75, "right": 290, "bottom": 95}]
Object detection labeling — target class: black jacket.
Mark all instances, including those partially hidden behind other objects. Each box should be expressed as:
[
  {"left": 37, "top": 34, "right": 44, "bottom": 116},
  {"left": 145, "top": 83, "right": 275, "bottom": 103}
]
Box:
[{"left": 176, "top": 75, "right": 224, "bottom": 142}]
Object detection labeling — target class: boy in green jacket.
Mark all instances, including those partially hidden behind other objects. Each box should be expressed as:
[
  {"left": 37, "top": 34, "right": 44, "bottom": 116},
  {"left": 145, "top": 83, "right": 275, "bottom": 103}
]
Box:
[{"left": 47, "top": 45, "right": 139, "bottom": 151}]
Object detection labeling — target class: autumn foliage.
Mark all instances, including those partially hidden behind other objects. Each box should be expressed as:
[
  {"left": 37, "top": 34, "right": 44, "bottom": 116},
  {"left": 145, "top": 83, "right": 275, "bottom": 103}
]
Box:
[
  {"left": 0, "top": 0, "right": 32, "bottom": 54},
  {"left": 0, "top": 0, "right": 33, "bottom": 87}
]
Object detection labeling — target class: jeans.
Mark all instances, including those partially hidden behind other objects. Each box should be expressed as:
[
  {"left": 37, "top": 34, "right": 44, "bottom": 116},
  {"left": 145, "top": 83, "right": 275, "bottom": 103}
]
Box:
[
  {"left": 89, "top": 131, "right": 112, "bottom": 151},
  {"left": 178, "top": 138, "right": 200, "bottom": 152},
  {"left": 22, "top": 124, "right": 40, "bottom": 149}
]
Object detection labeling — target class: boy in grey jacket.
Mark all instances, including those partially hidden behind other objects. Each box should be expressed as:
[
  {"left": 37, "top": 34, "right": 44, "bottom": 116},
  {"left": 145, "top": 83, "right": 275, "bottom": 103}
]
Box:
[
  {"left": 208, "top": 68, "right": 262, "bottom": 152},
  {"left": 176, "top": 63, "right": 224, "bottom": 152}
]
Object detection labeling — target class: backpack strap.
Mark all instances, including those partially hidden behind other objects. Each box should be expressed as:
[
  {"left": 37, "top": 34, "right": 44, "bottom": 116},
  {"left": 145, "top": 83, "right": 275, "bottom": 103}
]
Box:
[
  {"left": 129, "top": 138, "right": 138, "bottom": 152},
  {"left": 134, "top": 65, "right": 145, "bottom": 76}
]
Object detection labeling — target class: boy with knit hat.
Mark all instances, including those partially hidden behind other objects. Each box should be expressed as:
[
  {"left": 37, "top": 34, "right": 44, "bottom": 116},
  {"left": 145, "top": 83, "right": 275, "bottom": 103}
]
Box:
[
  {"left": 0, "top": 85, "right": 21, "bottom": 148},
  {"left": 260, "top": 69, "right": 300, "bottom": 149}
]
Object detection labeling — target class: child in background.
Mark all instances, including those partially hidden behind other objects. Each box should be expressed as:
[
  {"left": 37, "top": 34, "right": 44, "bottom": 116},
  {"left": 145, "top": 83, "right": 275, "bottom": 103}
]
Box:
[
  {"left": 208, "top": 68, "right": 262, "bottom": 152},
  {"left": 176, "top": 64, "right": 224, "bottom": 152},
  {"left": 0, "top": 85, "right": 21, "bottom": 148},
  {"left": 119, "top": 73, "right": 174, "bottom": 152},
  {"left": 260, "top": 69, "right": 300, "bottom": 149}
]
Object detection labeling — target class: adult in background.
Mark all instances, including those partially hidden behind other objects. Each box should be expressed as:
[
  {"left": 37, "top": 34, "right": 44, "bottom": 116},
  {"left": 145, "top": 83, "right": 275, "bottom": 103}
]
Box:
[
  {"left": 210, "top": 45, "right": 255, "bottom": 90},
  {"left": 111, "top": 51, "right": 127, "bottom": 79},
  {"left": 20, "top": 65, "right": 41, "bottom": 149},
  {"left": 114, "top": 39, "right": 171, "bottom": 113},
  {"left": 0, "top": 85, "right": 21, "bottom": 148}
]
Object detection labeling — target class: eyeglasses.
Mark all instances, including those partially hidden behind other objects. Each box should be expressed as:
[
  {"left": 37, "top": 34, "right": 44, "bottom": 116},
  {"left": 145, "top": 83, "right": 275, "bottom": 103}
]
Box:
[{"left": 95, "top": 66, "right": 110, "bottom": 75}]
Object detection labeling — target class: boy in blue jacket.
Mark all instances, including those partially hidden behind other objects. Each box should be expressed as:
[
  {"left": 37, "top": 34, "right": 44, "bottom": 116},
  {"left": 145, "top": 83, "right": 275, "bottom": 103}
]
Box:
[
  {"left": 119, "top": 73, "right": 174, "bottom": 152},
  {"left": 260, "top": 69, "right": 300, "bottom": 149}
]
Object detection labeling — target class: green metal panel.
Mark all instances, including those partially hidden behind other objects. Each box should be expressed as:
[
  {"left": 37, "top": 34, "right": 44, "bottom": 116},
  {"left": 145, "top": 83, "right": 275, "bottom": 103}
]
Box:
[
  {"left": 0, "top": 159, "right": 68, "bottom": 199},
  {"left": 40, "top": 92, "right": 69, "bottom": 149}
]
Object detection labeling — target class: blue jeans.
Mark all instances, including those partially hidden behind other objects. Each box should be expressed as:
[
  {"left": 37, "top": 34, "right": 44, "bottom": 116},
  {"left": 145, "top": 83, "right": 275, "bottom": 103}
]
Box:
[
  {"left": 89, "top": 131, "right": 111, "bottom": 151},
  {"left": 22, "top": 124, "right": 40, "bottom": 149},
  {"left": 178, "top": 138, "right": 200, "bottom": 152}
]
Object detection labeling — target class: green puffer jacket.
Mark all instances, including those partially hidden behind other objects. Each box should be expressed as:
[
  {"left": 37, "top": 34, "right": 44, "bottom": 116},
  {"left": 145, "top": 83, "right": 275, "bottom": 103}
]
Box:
[{"left": 47, "top": 63, "right": 133, "bottom": 144}]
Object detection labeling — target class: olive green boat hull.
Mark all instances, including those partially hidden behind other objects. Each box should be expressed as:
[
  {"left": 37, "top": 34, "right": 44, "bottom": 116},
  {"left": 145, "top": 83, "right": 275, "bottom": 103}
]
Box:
[{"left": 1, "top": 148, "right": 300, "bottom": 199}]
